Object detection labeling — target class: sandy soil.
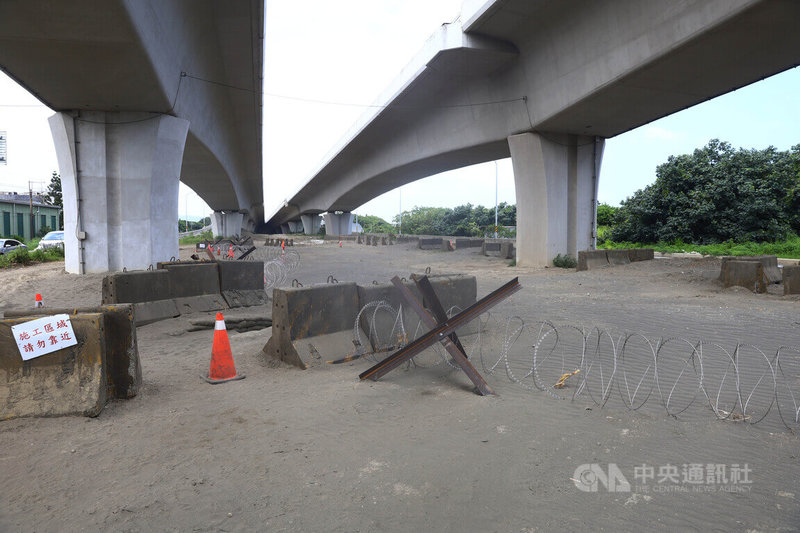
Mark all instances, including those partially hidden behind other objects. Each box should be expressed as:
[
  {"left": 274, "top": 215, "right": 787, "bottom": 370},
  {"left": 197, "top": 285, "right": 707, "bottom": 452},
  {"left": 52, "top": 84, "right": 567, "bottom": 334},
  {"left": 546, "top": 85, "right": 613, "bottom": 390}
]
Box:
[{"left": 1, "top": 240, "right": 799, "bottom": 532}]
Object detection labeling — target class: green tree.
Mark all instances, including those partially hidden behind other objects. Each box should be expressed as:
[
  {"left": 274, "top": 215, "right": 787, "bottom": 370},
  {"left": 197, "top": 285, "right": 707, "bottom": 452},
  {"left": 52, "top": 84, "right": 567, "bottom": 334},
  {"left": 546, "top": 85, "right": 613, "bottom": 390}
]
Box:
[
  {"left": 46, "top": 171, "right": 63, "bottom": 229},
  {"left": 596, "top": 203, "right": 619, "bottom": 226},
  {"left": 356, "top": 214, "right": 394, "bottom": 233},
  {"left": 612, "top": 140, "right": 800, "bottom": 244}
]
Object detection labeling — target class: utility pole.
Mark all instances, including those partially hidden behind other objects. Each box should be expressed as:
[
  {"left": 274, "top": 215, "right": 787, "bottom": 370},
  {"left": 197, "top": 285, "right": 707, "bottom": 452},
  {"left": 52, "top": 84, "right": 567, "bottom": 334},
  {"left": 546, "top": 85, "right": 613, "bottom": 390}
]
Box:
[
  {"left": 28, "top": 181, "right": 34, "bottom": 241},
  {"left": 398, "top": 188, "right": 402, "bottom": 235}
]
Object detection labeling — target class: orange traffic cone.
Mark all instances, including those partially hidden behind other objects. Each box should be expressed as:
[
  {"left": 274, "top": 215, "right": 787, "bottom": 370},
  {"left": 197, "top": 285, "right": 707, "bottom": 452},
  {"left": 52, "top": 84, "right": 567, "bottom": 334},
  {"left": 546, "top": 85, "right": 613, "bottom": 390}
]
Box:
[
  {"left": 338, "top": 240, "right": 342, "bottom": 247},
  {"left": 203, "top": 313, "right": 245, "bottom": 384},
  {"left": 227, "top": 246, "right": 234, "bottom": 259},
  {"left": 216, "top": 246, "right": 221, "bottom": 256}
]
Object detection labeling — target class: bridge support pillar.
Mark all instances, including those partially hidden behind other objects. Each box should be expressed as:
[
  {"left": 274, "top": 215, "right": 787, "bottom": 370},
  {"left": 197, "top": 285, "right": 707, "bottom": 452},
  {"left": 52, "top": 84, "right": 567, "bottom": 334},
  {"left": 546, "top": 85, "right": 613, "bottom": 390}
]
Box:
[
  {"left": 300, "top": 214, "right": 321, "bottom": 235},
  {"left": 287, "top": 220, "right": 303, "bottom": 233},
  {"left": 49, "top": 111, "right": 189, "bottom": 274},
  {"left": 508, "top": 132, "right": 604, "bottom": 266},
  {"left": 211, "top": 211, "right": 244, "bottom": 237},
  {"left": 323, "top": 212, "right": 353, "bottom": 236}
]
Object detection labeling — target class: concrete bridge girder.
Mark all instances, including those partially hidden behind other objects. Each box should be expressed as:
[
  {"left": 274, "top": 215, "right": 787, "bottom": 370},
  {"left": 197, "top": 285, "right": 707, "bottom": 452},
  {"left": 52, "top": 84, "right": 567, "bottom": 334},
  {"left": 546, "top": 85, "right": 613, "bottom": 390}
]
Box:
[{"left": 268, "top": 0, "right": 800, "bottom": 266}]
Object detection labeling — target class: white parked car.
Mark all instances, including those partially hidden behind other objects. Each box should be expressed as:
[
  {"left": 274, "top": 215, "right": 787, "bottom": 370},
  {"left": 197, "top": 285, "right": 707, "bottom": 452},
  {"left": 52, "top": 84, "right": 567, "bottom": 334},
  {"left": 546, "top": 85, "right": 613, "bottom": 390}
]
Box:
[{"left": 35, "top": 231, "right": 64, "bottom": 251}]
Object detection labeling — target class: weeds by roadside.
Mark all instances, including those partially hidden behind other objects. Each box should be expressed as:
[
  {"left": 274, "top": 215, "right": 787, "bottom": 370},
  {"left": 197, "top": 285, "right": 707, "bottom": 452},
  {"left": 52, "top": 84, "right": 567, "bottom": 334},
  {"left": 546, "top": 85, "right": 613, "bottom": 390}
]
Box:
[
  {"left": 598, "top": 233, "right": 800, "bottom": 258},
  {"left": 179, "top": 230, "right": 214, "bottom": 245},
  {"left": 0, "top": 246, "right": 64, "bottom": 269}
]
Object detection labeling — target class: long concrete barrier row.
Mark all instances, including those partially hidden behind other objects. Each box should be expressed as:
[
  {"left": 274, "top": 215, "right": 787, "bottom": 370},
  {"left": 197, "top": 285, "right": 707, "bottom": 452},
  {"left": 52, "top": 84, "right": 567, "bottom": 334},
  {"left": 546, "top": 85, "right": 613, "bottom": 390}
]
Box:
[
  {"left": 1, "top": 304, "right": 142, "bottom": 420},
  {"left": 102, "top": 260, "right": 267, "bottom": 325},
  {"left": 577, "top": 249, "right": 655, "bottom": 271},
  {"left": 263, "top": 274, "right": 477, "bottom": 369}
]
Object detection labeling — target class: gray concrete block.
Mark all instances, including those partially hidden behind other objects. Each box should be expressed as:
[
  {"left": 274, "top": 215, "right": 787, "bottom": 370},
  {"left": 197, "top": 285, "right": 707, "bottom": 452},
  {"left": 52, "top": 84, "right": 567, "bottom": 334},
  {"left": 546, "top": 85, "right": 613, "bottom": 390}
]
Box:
[
  {"left": 102, "top": 270, "right": 170, "bottom": 304},
  {"left": 455, "top": 238, "right": 483, "bottom": 248},
  {"left": 628, "top": 248, "right": 655, "bottom": 262},
  {"left": 173, "top": 294, "right": 229, "bottom": 315},
  {"left": 133, "top": 300, "right": 180, "bottom": 325},
  {"left": 418, "top": 238, "right": 443, "bottom": 250},
  {"left": 163, "top": 263, "right": 221, "bottom": 297},
  {"left": 3, "top": 305, "right": 141, "bottom": 400},
  {"left": 720, "top": 260, "right": 767, "bottom": 293},
  {"left": 482, "top": 241, "right": 502, "bottom": 256},
  {"left": 0, "top": 313, "right": 107, "bottom": 419},
  {"left": 782, "top": 265, "right": 800, "bottom": 295},
  {"left": 606, "top": 249, "right": 631, "bottom": 266},
  {"left": 720, "top": 255, "right": 781, "bottom": 284},
  {"left": 577, "top": 250, "right": 609, "bottom": 271}
]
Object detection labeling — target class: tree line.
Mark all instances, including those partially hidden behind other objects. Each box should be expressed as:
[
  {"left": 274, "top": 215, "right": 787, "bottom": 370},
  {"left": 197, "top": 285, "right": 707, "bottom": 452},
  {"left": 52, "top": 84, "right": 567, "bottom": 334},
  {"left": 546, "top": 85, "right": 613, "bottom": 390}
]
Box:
[
  {"left": 357, "top": 203, "right": 516, "bottom": 237},
  {"left": 605, "top": 139, "right": 800, "bottom": 244}
]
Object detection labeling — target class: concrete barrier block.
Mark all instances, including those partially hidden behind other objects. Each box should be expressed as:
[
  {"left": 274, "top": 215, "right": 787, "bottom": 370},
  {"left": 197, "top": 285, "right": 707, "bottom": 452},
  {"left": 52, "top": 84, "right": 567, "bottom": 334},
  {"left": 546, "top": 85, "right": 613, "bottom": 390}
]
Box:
[
  {"left": 173, "top": 294, "right": 229, "bottom": 315},
  {"left": 264, "top": 282, "right": 359, "bottom": 368},
  {"left": 455, "top": 238, "right": 483, "bottom": 249},
  {"left": 163, "top": 263, "right": 221, "bottom": 297},
  {"left": 134, "top": 300, "right": 179, "bottom": 326},
  {"left": 219, "top": 262, "right": 259, "bottom": 290},
  {"left": 3, "top": 305, "right": 141, "bottom": 399},
  {"left": 1, "top": 313, "right": 107, "bottom": 419},
  {"left": 356, "top": 274, "right": 478, "bottom": 343},
  {"left": 102, "top": 270, "right": 170, "bottom": 304},
  {"left": 577, "top": 250, "right": 609, "bottom": 271},
  {"left": 783, "top": 265, "right": 800, "bottom": 295},
  {"left": 720, "top": 255, "right": 781, "bottom": 284},
  {"left": 500, "top": 242, "right": 515, "bottom": 259},
  {"left": 628, "top": 248, "right": 655, "bottom": 262},
  {"left": 482, "top": 242, "right": 502, "bottom": 255},
  {"left": 606, "top": 249, "right": 631, "bottom": 266},
  {"left": 721, "top": 260, "right": 767, "bottom": 293},
  {"left": 418, "top": 238, "right": 443, "bottom": 250}
]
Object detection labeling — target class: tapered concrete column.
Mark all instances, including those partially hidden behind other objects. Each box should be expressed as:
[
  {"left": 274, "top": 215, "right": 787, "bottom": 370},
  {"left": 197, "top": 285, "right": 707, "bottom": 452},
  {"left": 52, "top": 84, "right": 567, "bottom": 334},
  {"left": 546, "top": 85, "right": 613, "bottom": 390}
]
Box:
[
  {"left": 300, "top": 213, "right": 321, "bottom": 235},
  {"left": 49, "top": 111, "right": 189, "bottom": 274},
  {"left": 280, "top": 223, "right": 291, "bottom": 234},
  {"left": 508, "top": 132, "right": 604, "bottom": 266},
  {"left": 211, "top": 211, "right": 244, "bottom": 237},
  {"left": 323, "top": 212, "right": 354, "bottom": 236}
]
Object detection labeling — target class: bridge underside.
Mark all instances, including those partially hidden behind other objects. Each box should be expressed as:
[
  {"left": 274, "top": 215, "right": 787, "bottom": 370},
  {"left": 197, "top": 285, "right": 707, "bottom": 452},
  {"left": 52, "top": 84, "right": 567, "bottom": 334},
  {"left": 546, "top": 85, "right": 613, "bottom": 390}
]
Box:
[
  {"left": 0, "top": 0, "right": 264, "bottom": 272},
  {"left": 269, "top": 0, "right": 800, "bottom": 264}
]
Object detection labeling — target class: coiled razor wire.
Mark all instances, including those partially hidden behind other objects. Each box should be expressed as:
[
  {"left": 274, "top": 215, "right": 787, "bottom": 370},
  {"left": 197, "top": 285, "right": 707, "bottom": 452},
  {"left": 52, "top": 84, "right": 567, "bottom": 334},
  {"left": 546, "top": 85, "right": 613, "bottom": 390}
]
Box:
[
  {"left": 243, "top": 247, "right": 301, "bottom": 291},
  {"left": 353, "top": 301, "right": 800, "bottom": 430}
]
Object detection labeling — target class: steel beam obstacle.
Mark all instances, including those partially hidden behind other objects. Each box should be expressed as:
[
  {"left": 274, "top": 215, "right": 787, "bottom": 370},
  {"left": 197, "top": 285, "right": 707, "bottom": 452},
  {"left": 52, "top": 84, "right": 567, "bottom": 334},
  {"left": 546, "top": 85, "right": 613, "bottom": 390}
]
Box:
[{"left": 359, "top": 275, "right": 522, "bottom": 395}]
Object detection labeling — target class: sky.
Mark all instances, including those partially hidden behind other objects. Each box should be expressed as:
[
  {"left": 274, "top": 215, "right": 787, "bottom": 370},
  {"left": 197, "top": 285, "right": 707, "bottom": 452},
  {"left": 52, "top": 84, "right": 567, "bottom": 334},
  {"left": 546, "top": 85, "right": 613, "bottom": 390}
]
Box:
[{"left": 1, "top": 1, "right": 798, "bottom": 223}]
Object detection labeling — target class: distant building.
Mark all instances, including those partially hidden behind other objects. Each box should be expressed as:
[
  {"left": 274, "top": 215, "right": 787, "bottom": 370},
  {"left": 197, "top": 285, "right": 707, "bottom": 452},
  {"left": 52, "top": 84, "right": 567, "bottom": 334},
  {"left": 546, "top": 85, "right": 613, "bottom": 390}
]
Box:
[{"left": 0, "top": 192, "right": 61, "bottom": 240}]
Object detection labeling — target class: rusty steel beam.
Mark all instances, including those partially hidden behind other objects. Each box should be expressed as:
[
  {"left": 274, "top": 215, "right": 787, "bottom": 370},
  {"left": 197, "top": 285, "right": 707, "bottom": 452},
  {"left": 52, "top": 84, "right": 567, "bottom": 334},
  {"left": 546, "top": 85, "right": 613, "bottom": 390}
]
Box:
[
  {"left": 412, "top": 274, "right": 467, "bottom": 356},
  {"left": 236, "top": 246, "right": 256, "bottom": 260},
  {"left": 359, "top": 277, "right": 521, "bottom": 383},
  {"left": 390, "top": 275, "right": 494, "bottom": 395}
]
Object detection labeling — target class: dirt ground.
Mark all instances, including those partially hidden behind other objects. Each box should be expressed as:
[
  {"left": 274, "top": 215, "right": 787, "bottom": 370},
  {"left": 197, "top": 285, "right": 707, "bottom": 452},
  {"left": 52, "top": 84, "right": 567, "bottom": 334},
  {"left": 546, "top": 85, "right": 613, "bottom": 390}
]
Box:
[{"left": 1, "top": 239, "right": 799, "bottom": 532}]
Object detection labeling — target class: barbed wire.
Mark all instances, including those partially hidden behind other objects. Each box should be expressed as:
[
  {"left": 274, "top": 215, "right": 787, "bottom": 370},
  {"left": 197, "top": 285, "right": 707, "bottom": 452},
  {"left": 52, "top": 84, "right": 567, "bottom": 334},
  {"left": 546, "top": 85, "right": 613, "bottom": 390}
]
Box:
[{"left": 353, "top": 301, "right": 800, "bottom": 430}]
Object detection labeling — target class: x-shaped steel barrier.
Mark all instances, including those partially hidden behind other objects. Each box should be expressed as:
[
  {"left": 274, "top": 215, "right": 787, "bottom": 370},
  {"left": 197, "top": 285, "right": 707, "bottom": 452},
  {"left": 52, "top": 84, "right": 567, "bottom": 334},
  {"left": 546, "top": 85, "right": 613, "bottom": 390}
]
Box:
[{"left": 359, "top": 275, "right": 522, "bottom": 395}]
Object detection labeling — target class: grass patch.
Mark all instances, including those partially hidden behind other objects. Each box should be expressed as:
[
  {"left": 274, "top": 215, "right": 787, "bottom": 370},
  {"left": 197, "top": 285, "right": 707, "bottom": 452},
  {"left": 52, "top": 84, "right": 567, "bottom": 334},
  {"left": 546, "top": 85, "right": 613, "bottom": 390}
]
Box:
[
  {"left": 553, "top": 253, "right": 577, "bottom": 269},
  {"left": 598, "top": 233, "right": 800, "bottom": 258},
  {"left": 0, "top": 246, "right": 64, "bottom": 269},
  {"left": 179, "top": 230, "right": 214, "bottom": 245}
]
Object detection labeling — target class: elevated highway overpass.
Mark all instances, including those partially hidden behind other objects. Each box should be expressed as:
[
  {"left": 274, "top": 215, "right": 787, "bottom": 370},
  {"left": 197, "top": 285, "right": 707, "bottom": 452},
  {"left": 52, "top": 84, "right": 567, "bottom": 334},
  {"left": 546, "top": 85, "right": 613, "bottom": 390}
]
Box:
[
  {"left": 0, "top": 0, "right": 263, "bottom": 272},
  {"left": 269, "top": 0, "right": 800, "bottom": 265}
]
